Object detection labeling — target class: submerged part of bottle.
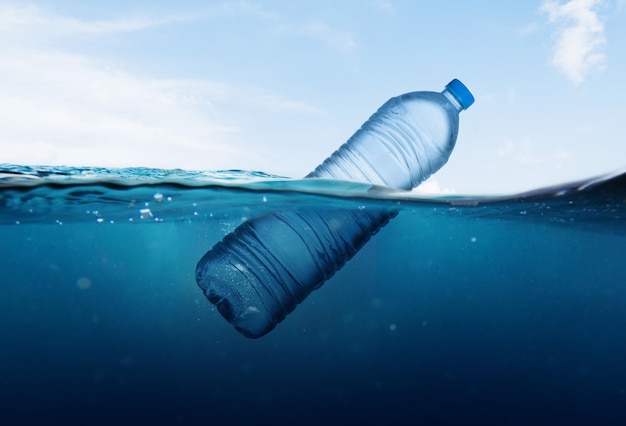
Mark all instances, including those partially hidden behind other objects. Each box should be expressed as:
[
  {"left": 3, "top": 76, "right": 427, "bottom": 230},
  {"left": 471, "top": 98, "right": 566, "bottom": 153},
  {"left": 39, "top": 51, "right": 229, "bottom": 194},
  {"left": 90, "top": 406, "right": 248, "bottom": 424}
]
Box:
[
  {"left": 196, "top": 208, "right": 392, "bottom": 338},
  {"left": 196, "top": 79, "right": 474, "bottom": 338}
]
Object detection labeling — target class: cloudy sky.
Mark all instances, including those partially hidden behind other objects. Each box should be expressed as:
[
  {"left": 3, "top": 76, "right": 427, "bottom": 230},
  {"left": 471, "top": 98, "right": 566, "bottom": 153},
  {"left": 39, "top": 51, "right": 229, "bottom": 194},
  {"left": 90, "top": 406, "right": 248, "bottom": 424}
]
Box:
[{"left": 1, "top": 0, "right": 624, "bottom": 194}]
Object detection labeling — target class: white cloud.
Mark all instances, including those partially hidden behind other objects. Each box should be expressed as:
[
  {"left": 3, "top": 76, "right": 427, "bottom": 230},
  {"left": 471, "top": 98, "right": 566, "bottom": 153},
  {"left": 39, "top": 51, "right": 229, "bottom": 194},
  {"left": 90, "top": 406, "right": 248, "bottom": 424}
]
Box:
[
  {"left": 0, "top": 4, "right": 189, "bottom": 37},
  {"left": 0, "top": 47, "right": 243, "bottom": 169},
  {"left": 541, "top": 0, "right": 607, "bottom": 85},
  {"left": 0, "top": 4, "right": 322, "bottom": 171},
  {"left": 411, "top": 179, "right": 456, "bottom": 195}
]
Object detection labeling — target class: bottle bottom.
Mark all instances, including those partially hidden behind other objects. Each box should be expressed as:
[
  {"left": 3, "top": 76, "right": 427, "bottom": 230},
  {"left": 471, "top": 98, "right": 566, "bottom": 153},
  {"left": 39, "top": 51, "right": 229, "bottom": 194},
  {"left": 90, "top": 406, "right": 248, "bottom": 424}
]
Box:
[{"left": 197, "top": 257, "right": 278, "bottom": 339}]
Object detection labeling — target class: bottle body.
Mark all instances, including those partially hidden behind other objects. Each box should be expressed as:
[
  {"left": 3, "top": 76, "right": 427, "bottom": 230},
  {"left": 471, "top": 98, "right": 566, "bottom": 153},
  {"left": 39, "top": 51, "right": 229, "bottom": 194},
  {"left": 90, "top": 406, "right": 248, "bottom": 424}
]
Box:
[
  {"left": 196, "top": 80, "right": 473, "bottom": 338},
  {"left": 307, "top": 90, "right": 463, "bottom": 190},
  {"left": 196, "top": 208, "right": 392, "bottom": 338}
]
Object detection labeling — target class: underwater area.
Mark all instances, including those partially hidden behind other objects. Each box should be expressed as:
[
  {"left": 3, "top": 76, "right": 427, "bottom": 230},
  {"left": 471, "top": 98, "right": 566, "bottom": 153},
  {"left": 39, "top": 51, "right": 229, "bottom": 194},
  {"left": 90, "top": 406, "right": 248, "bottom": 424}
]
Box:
[{"left": 1, "top": 164, "right": 625, "bottom": 425}]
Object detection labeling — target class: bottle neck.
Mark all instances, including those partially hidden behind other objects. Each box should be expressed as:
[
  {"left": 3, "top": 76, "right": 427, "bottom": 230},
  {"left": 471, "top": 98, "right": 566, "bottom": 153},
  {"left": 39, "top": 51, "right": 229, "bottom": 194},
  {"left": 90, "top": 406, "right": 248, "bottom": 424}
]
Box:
[{"left": 442, "top": 89, "right": 464, "bottom": 112}]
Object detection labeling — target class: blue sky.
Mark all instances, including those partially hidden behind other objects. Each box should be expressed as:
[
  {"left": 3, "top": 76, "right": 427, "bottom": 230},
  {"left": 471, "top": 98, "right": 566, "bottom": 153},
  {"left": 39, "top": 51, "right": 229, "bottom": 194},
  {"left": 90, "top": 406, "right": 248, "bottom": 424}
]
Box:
[{"left": 1, "top": 0, "right": 625, "bottom": 194}]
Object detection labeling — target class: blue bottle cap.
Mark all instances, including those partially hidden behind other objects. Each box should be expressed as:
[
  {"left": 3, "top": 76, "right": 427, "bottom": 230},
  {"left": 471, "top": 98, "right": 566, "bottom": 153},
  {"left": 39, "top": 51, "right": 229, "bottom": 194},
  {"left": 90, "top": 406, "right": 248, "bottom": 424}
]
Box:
[{"left": 446, "top": 79, "right": 474, "bottom": 110}]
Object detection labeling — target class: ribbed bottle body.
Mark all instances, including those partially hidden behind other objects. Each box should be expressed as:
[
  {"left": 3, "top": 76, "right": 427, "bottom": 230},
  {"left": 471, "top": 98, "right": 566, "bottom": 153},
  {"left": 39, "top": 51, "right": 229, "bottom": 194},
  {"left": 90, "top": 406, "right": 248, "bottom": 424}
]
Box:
[
  {"left": 196, "top": 208, "right": 391, "bottom": 338},
  {"left": 308, "top": 92, "right": 460, "bottom": 190}
]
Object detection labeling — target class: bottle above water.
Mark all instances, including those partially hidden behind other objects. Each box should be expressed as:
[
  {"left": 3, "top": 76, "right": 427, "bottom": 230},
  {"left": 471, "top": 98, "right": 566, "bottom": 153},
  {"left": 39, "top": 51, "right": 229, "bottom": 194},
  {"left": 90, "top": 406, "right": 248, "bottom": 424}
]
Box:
[
  {"left": 308, "top": 79, "right": 474, "bottom": 189},
  {"left": 196, "top": 79, "right": 474, "bottom": 338}
]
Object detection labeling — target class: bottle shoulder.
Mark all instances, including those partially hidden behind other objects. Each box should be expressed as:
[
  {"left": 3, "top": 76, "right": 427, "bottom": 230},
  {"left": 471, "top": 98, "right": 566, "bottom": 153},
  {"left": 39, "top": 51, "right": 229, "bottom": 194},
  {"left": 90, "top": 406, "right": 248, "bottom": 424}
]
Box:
[
  {"left": 379, "top": 91, "right": 458, "bottom": 117},
  {"left": 373, "top": 91, "right": 459, "bottom": 130},
  {"left": 403, "top": 91, "right": 457, "bottom": 109}
]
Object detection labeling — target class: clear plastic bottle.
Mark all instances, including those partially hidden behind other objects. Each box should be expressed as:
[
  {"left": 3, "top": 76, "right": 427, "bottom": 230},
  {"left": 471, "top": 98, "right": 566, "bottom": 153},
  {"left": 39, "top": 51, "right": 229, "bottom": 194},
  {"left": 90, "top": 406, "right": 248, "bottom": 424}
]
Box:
[
  {"left": 196, "top": 79, "right": 474, "bottom": 338},
  {"left": 308, "top": 79, "right": 474, "bottom": 188}
]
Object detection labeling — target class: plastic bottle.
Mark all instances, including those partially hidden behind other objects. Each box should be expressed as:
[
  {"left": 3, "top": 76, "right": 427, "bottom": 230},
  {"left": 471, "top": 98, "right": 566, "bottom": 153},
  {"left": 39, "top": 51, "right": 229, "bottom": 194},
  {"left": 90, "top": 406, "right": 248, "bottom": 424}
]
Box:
[{"left": 196, "top": 79, "right": 474, "bottom": 338}]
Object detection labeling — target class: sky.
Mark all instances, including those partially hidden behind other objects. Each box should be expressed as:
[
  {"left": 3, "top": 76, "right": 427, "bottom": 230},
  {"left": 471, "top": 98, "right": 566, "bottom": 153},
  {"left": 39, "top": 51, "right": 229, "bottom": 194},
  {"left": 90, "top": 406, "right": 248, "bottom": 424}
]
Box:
[{"left": 1, "top": 0, "right": 625, "bottom": 194}]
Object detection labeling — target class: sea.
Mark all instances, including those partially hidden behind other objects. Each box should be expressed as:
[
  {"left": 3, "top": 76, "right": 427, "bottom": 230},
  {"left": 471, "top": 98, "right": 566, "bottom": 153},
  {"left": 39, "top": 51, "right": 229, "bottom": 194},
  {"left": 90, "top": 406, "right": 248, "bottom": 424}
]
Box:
[{"left": 1, "top": 164, "right": 625, "bottom": 425}]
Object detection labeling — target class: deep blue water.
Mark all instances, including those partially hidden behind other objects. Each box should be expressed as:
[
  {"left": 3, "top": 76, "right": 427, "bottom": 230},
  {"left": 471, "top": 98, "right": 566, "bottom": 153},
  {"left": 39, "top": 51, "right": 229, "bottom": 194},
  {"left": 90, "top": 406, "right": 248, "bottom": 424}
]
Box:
[{"left": 1, "top": 165, "right": 625, "bottom": 425}]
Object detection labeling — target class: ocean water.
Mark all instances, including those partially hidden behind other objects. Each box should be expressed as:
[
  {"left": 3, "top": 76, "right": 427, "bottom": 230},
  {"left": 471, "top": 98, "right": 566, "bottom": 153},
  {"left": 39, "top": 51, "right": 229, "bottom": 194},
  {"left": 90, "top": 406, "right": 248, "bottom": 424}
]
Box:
[{"left": 1, "top": 164, "right": 625, "bottom": 425}]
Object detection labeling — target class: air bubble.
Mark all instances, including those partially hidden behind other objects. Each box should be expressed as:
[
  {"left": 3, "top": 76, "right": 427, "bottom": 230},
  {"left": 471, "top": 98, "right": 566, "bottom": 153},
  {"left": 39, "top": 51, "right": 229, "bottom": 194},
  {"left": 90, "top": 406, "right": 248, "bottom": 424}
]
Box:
[{"left": 140, "top": 208, "right": 153, "bottom": 220}]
